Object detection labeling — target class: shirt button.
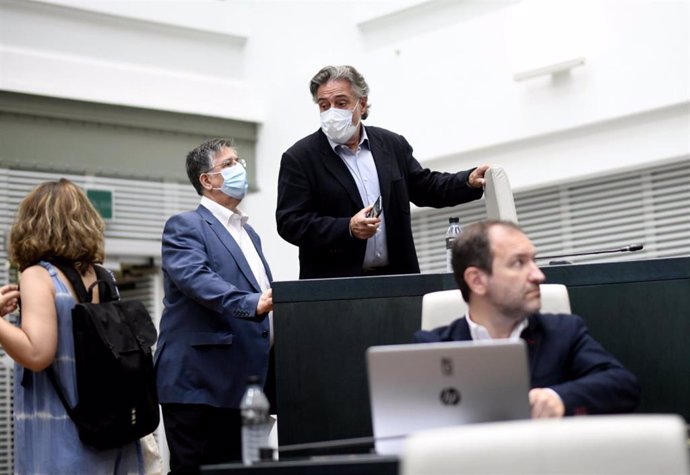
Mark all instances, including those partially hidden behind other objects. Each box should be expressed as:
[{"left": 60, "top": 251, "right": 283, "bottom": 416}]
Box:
[{"left": 261, "top": 331, "right": 269, "bottom": 338}]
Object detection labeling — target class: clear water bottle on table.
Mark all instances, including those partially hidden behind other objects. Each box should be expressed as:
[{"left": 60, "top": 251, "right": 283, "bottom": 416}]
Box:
[
  {"left": 445, "top": 217, "right": 462, "bottom": 272},
  {"left": 240, "top": 375, "right": 271, "bottom": 465}
]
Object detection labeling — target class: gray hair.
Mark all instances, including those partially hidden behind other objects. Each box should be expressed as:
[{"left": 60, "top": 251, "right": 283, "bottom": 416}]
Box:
[
  {"left": 309, "top": 65, "right": 371, "bottom": 120},
  {"left": 186, "top": 138, "right": 235, "bottom": 196}
]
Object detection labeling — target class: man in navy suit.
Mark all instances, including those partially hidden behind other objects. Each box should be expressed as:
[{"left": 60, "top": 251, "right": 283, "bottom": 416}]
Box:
[
  {"left": 276, "top": 64, "right": 490, "bottom": 279},
  {"left": 155, "top": 139, "right": 274, "bottom": 473},
  {"left": 415, "top": 220, "right": 640, "bottom": 417}
]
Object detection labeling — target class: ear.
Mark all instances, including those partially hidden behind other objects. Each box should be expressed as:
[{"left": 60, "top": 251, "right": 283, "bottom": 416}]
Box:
[
  {"left": 199, "top": 173, "right": 214, "bottom": 192},
  {"left": 464, "top": 266, "right": 488, "bottom": 297},
  {"left": 360, "top": 97, "right": 368, "bottom": 116}
]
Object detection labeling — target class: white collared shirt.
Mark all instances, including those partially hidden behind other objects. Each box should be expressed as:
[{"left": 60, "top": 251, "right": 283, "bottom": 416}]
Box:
[
  {"left": 200, "top": 196, "right": 273, "bottom": 344},
  {"left": 465, "top": 312, "right": 529, "bottom": 341}
]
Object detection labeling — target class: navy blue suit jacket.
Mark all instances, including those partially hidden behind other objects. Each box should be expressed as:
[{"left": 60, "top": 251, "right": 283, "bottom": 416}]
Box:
[
  {"left": 414, "top": 313, "right": 641, "bottom": 416},
  {"left": 276, "top": 126, "right": 484, "bottom": 279},
  {"left": 155, "top": 205, "right": 272, "bottom": 409}
]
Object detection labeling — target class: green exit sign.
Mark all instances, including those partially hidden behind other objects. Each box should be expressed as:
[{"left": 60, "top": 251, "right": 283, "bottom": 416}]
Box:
[{"left": 86, "top": 188, "right": 114, "bottom": 220}]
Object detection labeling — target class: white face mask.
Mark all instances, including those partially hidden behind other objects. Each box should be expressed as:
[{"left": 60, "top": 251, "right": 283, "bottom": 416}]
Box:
[{"left": 320, "top": 103, "right": 360, "bottom": 144}]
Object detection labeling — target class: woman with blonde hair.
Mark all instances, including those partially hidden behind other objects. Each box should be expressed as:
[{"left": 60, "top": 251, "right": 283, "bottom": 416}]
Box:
[{"left": 2, "top": 178, "right": 147, "bottom": 474}]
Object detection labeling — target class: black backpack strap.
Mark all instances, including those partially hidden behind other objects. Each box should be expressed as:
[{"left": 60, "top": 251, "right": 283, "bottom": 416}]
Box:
[
  {"left": 46, "top": 366, "right": 80, "bottom": 424},
  {"left": 50, "top": 260, "right": 118, "bottom": 304},
  {"left": 92, "top": 265, "right": 119, "bottom": 303},
  {"left": 49, "top": 260, "right": 92, "bottom": 304},
  {"left": 43, "top": 261, "right": 86, "bottom": 424}
]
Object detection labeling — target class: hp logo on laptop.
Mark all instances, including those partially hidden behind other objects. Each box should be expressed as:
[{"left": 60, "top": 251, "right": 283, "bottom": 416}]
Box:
[{"left": 439, "top": 387, "right": 461, "bottom": 406}]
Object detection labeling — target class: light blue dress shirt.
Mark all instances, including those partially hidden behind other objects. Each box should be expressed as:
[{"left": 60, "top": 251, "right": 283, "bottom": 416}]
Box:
[{"left": 327, "top": 127, "right": 389, "bottom": 269}]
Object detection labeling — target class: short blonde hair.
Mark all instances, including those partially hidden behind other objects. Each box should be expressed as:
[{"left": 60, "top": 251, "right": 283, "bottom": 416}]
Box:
[{"left": 9, "top": 179, "right": 105, "bottom": 272}]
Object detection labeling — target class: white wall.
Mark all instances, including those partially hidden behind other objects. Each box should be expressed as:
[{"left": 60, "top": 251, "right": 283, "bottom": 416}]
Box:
[{"left": 1, "top": 0, "right": 688, "bottom": 280}]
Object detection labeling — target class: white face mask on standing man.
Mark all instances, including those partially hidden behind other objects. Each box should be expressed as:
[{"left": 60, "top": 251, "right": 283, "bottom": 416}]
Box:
[{"left": 320, "top": 102, "right": 360, "bottom": 144}]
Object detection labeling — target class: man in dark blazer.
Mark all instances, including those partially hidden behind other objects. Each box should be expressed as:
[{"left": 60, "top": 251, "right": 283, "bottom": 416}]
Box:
[
  {"left": 155, "top": 138, "right": 274, "bottom": 473},
  {"left": 415, "top": 220, "right": 641, "bottom": 417},
  {"left": 276, "top": 64, "right": 490, "bottom": 279}
]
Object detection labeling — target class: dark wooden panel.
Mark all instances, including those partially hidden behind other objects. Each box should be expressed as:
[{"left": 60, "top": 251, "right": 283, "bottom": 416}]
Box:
[
  {"left": 568, "top": 280, "right": 690, "bottom": 419},
  {"left": 275, "top": 293, "right": 421, "bottom": 449}
]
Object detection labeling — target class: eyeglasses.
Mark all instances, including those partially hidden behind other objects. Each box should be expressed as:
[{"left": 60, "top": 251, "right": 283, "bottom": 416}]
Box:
[{"left": 203, "top": 157, "right": 247, "bottom": 174}]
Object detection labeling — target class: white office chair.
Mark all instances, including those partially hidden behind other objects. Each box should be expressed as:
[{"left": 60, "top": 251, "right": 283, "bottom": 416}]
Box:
[
  {"left": 484, "top": 165, "right": 518, "bottom": 223},
  {"left": 401, "top": 414, "right": 690, "bottom": 475},
  {"left": 420, "top": 284, "right": 571, "bottom": 330}
]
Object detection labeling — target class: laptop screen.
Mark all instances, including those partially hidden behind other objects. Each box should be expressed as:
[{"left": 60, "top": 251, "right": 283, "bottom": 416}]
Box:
[{"left": 366, "top": 339, "right": 531, "bottom": 455}]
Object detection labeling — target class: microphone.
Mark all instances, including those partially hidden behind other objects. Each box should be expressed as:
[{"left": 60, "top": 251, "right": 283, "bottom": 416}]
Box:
[{"left": 537, "top": 243, "right": 644, "bottom": 264}]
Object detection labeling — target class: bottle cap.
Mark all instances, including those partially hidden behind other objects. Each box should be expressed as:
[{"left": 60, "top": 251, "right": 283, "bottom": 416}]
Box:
[
  {"left": 449, "top": 217, "right": 459, "bottom": 223},
  {"left": 246, "top": 375, "right": 261, "bottom": 385},
  {"left": 259, "top": 447, "right": 274, "bottom": 461}
]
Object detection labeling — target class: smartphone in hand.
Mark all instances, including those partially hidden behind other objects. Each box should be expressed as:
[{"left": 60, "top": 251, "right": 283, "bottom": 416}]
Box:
[{"left": 366, "top": 195, "right": 382, "bottom": 218}]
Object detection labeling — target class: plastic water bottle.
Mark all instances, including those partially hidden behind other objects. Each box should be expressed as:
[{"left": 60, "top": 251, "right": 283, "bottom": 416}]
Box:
[
  {"left": 240, "top": 375, "right": 271, "bottom": 465},
  {"left": 446, "top": 217, "right": 462, "bottom": 272}
]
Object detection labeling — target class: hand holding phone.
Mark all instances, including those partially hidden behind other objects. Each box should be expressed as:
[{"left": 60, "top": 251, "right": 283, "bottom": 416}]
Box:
[{"left": 366, "top": 195, "right": 382, "bottom": 218}]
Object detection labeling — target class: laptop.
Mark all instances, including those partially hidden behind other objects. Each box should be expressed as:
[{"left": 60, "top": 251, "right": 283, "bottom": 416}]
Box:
[{"left": 366, "top": 339, "right": 531, "bottom": 455}]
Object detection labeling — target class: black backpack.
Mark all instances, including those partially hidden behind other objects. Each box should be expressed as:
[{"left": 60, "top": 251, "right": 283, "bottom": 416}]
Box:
[{"left": 47, "top": 261, "right": 160, "bottom": 449}]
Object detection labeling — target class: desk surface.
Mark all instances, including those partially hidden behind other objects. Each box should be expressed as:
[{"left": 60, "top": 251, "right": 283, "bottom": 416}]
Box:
[
  {"left": 273, "top": 257, "right": 690, "bottom": 302},
  {"left": 201, "top": 455, "right": 398, "bottom": 475}
]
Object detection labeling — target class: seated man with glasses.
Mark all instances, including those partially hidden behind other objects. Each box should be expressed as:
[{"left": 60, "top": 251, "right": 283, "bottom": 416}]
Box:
[{"left": 155, "top": 138, "right": 275, "bottom": 474}]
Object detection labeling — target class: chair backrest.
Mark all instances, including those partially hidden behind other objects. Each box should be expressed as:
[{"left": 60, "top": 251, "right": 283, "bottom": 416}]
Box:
[
  {"left": 540, "top": 283, "right": 571, "bottom": 314},
  {"left": 401, "top": 414, "right": 690, "bottom": 475},
  {"left": 484, "top": 165, "right": 518, "bottom": 223},
  {"left": 420, "top": 289, "right": 467, "bottom": 331},
  {"left": 420, "top": 284, "right": 571, "bottom": 331}
]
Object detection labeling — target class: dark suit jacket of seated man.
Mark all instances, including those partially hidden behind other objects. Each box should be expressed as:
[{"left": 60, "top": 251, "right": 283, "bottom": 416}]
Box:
[
  {"left": 276, "top": 64, "right": 489, "bottom": 279},
  {"left": 414, "top": 220, "right": 641, "bottom": 417}
]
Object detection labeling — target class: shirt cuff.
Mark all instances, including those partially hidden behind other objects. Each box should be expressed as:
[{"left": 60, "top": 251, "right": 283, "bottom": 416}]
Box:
[{"left": 544, "top": 387, "right": 564, "bottom": 406}]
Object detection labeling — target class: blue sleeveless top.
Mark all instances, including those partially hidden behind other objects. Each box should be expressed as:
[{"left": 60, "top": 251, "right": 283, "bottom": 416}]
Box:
[{"left": 13, "top": 261, "right": 145, "bottom": 475}]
